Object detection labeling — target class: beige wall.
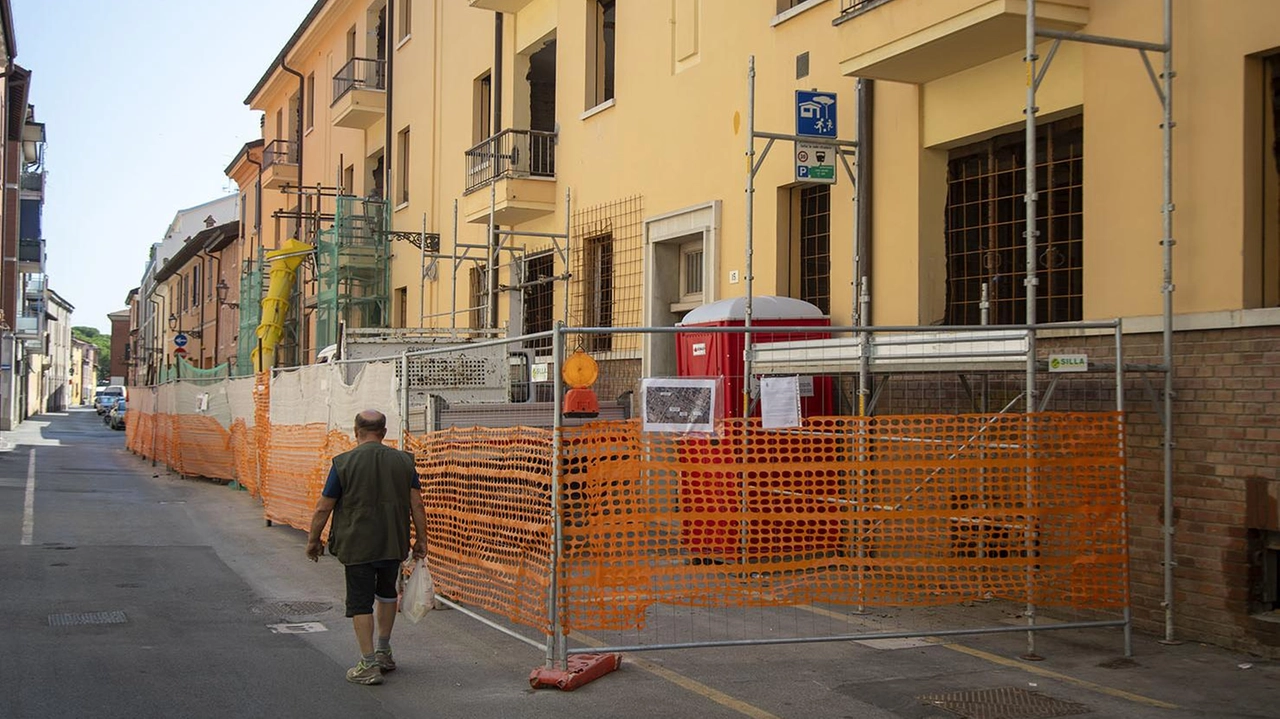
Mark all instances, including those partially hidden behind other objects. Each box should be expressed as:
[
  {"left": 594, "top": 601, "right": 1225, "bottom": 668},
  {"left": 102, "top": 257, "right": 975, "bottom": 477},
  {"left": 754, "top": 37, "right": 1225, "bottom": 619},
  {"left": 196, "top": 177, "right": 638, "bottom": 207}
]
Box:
[
  {"left": 251, "top": 0, "right": 389, "bottom": 361},
  {"left": 247, "top": 0, "right": 1280, "bottom": 340},
  {"left": 840, "top": 0, "right": 1280, "bottom": 322},
  {"left": 69, "top": 343, "right": 84, "bottom": 406},
  {"left": 387, "top": 0, "right": 864, "bottom": 332}
]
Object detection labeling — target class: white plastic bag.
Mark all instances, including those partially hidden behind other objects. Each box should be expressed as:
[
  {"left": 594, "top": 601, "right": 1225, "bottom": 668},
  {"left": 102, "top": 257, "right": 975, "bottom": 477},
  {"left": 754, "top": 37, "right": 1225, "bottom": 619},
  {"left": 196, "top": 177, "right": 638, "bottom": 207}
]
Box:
[{"left": 402, "top": 558, "right": 434, "bottom": 624}]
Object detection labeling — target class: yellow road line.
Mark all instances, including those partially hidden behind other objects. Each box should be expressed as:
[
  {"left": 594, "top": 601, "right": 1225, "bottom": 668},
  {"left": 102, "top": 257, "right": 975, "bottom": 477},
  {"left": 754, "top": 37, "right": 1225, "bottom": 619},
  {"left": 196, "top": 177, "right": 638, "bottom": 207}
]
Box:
[
  {"left": 576, "top": 608, "right": 1178, "bottom": 716},
  {"left": 571, "top": 632, "right": 781, "bottom": 719},
  {"left": 792, "top": 604, "right": 1179, "bottom": 711},
  {"left": 941, "top": 643, "right": 1180, "bottom": 710}
]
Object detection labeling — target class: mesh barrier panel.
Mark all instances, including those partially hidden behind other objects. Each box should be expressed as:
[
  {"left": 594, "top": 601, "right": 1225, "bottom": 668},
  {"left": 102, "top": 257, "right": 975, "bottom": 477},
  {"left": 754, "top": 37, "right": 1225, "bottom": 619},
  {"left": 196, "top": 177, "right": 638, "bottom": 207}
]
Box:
[
  {"left": 263, "top": 361, "right": 402, "bottom": 529},
  {"left": 125, "top": 330, "right": 1127, "bottom": 648},
  {"left": 261, "top": 423, "right": 331, "bottom": 528},
  {"left": 556, "top": 413, "right": 1126, "bottom": 631},
  {"left": 170, "top": 415, "right": 237, "bottom": 480},
  {"left": 253, "top": 373, "right": 272, "bottom": 507},
  {"left": 226, "top": 377, "right": 259, "bottom": 494},
  {"left": 407, "top": 427, "right": 555, "bottom": 633},
  {"left": 229, "top": 419, "right": 260, "bottom": 495}
]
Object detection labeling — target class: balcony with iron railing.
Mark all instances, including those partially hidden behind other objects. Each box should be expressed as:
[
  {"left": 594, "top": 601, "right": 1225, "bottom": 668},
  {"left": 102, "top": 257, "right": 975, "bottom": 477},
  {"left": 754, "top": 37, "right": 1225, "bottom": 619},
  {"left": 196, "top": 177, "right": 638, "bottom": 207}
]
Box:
[
  {"left": 18, "top": 238, "right": 43, "bottom": 272},
  {"left": 261, "top": 139, "right": 299, "bottom": 190},
  {"left": 19, "top": 171, "right": 43, "bottom": 195},
  {"left": 838, "top": 0, "right": 892, "bottom": 15},
  {"left": 834, "top": 0, "right": 1089, "bottom": 83},
  {"left": 14, "top": 313, "right": 40, "bottom": 338},
  {"left": 24, "top": 273, "right": 46, "bottom": 297},
  {"left": 461, "top": 128, "right": 558, "bottom": 225},
  {"left": 332, "top": 58, "right": 387, "bottom": 130}
]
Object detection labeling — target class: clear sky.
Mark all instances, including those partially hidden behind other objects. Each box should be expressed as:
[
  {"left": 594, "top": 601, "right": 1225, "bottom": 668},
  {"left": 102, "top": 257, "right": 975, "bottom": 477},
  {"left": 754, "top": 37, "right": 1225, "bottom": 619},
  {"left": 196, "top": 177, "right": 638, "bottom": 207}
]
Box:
[{"left": 11, "top": 0, "right": 316, "bottom": 333}]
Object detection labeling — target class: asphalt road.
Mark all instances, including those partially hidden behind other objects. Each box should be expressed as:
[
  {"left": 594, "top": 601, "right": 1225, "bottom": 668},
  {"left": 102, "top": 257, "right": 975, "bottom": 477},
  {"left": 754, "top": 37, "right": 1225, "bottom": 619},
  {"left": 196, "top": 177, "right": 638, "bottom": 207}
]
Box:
[{"left": 1, "top": 409, "right": 1277, "bottom": 719}]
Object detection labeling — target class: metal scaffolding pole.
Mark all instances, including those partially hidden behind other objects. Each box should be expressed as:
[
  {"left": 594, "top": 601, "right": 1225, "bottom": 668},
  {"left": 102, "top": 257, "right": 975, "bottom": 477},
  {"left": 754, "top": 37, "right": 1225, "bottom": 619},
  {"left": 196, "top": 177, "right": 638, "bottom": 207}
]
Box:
[
  {"left": 744, "top": 56, "right": 757, "bottom": 417},
  {"left": 1158, "top": 0, "right": 1176, "bottom": 645},
  {"left": 743, "top": 56, "right": 857, "bottom": 416},
  {"left": 1029, "top": 0, "right": 1175, "bottom": 645},
  {"left": 452, "top": 200, "right": 459, "bottom": 330},
  {"left": 419, "top": 213, "right": 428, "bottom": 327},
  {"left": 1022, "top": 0, "right": 1041, "bottom": 660}
]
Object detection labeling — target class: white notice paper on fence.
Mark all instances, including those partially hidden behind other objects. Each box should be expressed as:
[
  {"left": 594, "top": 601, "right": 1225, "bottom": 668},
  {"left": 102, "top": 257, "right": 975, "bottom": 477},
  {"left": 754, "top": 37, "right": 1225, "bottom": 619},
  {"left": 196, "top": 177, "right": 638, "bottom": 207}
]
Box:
[{"left": 760, "top": 376, "right": 801, "bottom": 429}]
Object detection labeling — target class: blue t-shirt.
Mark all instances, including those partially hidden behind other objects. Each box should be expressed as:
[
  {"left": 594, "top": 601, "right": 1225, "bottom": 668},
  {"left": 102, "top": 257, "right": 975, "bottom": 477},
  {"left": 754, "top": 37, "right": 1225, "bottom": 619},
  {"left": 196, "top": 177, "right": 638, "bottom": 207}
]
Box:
[{"left": 322, "top": 463, "right": 421, "bottom": 499}]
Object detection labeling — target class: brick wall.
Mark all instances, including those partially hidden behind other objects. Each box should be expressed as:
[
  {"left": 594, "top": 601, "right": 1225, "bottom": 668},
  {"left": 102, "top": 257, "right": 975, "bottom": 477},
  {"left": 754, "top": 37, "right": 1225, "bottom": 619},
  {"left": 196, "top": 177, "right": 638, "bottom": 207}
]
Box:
[
  {"left": 842, "top": 324, "right": 1280, "bottom": 655},
  {"left": 1041, "top": 325, "right": 1280, "bottom": 656},
  {"left": 109, "top": 316, "right": 129, "bottom": 381}
]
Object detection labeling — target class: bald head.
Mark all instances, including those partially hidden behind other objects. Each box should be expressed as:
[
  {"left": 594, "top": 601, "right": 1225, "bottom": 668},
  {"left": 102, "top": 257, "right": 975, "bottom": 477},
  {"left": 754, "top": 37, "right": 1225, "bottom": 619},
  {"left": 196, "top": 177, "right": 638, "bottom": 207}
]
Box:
[{"left": 354, "top": 410, "right": 387, "bottom": 442}]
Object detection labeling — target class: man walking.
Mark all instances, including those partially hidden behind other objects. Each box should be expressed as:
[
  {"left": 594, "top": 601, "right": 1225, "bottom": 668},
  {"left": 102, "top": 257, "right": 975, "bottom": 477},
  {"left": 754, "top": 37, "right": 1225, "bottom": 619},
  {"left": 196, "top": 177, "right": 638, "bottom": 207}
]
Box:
[{"left": 306, "top": 409, "right": 427, "bottom": 685}]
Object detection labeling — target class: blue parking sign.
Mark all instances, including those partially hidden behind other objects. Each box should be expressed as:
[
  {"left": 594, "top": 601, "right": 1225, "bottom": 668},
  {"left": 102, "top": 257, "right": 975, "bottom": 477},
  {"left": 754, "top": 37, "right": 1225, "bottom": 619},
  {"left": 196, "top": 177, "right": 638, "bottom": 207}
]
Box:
[{"left": 796, "top": 90, "right": 838, "bottom": 138}]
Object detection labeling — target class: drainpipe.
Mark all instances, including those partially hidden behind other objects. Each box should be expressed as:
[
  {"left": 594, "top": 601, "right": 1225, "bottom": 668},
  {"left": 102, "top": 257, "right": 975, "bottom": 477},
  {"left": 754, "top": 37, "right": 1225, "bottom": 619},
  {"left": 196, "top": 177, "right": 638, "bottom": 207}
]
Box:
[
  {"left": 493, "top": 14, "right": 503, "bottom": 132},
  {"left": 488, "top": 12, "right": 503, "bottom": 329},
  {"left": 279, "top": 61, "right": 306, "bottom": 365},
  {"left": 197, "top": 262, "right": 208, "bottom": 367},
  {"left": 204, "top": 244, "right": 222, "bottom": 368},
  {"left": 385, "top": 2, "right": 395, "bottom": 212},
  {"left": 147, "top": 293, "right": 165, "bottom": 385},
  {"left": 0, "top": 60, "right": 10, "bottom": 340},
  {"left": 247, "top": 151, "right": 263, "bottom": 254},
  {"left": 855, "top": 78, "right": 873, "bottom": 326},
  {"left": 280, "top": 61, "right": 305, "bottom": 240}
]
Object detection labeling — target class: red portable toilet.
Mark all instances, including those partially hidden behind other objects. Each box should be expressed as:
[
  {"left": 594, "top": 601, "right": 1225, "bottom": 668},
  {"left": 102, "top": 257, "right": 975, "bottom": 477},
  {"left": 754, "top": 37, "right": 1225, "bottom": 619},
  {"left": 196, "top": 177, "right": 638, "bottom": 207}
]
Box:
[{"left": 676, "top": 296, "right": 833, "bottom": 418}]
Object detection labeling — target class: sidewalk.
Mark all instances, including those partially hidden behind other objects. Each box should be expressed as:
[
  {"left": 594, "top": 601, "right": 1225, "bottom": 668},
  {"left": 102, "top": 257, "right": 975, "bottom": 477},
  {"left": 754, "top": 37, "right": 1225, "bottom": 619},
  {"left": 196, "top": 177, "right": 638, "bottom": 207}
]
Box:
[{"left": 0, "top": 408, "right": 89, "bottom": 452}]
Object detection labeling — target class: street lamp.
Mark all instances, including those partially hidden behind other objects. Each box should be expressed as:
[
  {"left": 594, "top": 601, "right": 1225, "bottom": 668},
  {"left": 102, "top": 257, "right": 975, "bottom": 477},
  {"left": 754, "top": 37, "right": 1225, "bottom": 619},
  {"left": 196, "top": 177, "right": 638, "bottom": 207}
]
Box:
[
  {"left": 169, "top": 312, "right": 202, "bottom": 338},
  {"left": 216, "top": 278, "right": 239, "bottom": 309}
]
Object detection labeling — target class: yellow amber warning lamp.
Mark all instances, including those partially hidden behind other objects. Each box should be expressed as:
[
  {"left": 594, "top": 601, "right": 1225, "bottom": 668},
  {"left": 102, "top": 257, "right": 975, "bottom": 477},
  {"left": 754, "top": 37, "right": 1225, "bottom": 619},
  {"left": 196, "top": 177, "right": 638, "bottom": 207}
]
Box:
[{"left": 562, "top": 350, "right": 600, "bottom": 418}]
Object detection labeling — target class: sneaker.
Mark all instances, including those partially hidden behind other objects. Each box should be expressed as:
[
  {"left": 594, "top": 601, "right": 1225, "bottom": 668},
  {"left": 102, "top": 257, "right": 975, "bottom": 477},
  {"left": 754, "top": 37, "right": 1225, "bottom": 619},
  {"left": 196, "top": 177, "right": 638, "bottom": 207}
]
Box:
[
  {"left": 374, "top": 649, "right": 396, "bottom": 673},
  {"left": 345, "top": 659, "right": 383, "bottom": 685}
]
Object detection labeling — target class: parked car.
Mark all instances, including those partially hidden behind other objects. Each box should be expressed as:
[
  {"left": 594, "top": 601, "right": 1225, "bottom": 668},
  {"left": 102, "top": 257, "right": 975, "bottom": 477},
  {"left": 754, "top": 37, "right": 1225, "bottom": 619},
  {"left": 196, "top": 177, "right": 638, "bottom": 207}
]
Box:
[
  {"left": 100, "top": 395, "right": 123, "bottom": 421},
  {"left": 95, "top": 386, "right": 125, "bottom": 414},
  {"left": 107, "top": 400, "right": 127, "bottom": 431}
]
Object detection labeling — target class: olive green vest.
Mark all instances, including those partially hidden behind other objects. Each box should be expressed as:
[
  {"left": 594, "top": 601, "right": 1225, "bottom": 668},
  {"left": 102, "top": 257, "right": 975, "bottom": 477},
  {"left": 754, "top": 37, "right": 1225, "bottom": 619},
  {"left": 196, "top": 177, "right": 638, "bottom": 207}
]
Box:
[{"left": 328, "top": 441, "right": 417, "bottom": 566}]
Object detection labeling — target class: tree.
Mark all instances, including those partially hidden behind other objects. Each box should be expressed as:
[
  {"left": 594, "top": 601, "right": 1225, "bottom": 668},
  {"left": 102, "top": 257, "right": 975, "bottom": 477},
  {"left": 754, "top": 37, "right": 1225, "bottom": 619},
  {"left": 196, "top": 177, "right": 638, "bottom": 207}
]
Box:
[{"left": 72, "top": 326, "right": 111, "bottom": 381}]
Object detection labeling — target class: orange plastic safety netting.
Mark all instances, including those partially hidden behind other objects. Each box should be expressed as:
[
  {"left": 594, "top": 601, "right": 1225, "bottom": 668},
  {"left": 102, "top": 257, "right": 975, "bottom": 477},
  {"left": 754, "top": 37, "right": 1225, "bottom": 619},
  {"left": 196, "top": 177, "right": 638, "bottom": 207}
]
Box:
[
  {"left": 169, "top": 415, "right": 237, "bottom": 480},
  {"left": 553, "top": 413, "right": 1127, "bottom": 631},
  {"left": 127, "top": 369, "right": 1126, "bottom": 639},
  {"left": 229, "top": 419, "right": 260, "bottom": 496},
  {"left": 124, "top": 402, "right": 145, "bottom": 454},
  {"left": 407, "top": 426, "right": 555, "bottom": 633}
]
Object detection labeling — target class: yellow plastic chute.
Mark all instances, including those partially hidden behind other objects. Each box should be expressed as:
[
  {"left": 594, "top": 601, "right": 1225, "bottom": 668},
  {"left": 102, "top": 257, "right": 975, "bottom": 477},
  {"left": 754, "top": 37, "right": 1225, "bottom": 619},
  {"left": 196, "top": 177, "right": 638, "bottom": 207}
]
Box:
[{"left": 251, "top": 238, "right": 312, "bottom": 372}]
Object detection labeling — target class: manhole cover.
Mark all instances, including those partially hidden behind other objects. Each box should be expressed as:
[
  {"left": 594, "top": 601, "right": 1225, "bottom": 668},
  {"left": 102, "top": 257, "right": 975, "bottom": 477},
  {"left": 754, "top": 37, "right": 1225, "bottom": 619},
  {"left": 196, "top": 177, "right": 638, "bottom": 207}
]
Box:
[
  {"left": 251, "top": 600, "right": 333, "bottom": 617},
  {"left": 48, "top": 611, "right": 128, "bottom": 627},
  {"left": 919, "top": 687, "right": 1091, "bottom": 719}
]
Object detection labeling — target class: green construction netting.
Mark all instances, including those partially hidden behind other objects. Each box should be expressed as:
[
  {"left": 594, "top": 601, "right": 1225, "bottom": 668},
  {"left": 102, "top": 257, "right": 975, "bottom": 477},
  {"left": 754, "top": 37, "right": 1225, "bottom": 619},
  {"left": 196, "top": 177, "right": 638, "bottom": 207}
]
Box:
[
  {"left": 316, "top": 195, "right": 390, "bottom": 350},
  {"left": 236, "top": 251, "right": 264, "bottom": 376},
  {"left": 157, "top": 356, "right": 231, "bottom": 384}
]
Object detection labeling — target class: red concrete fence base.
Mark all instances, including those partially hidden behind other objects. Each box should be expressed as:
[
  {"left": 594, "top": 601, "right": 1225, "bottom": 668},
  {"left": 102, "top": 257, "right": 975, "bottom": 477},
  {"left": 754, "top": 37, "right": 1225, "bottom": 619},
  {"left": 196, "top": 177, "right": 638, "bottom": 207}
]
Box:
[{"left": 529, "top": 653, "right": 622, "bottom": 691}]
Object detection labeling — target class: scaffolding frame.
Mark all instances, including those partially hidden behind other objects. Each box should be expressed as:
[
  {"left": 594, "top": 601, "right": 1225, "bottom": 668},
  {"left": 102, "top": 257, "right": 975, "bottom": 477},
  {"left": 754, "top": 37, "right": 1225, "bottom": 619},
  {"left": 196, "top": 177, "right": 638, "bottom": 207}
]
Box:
[
  {"left": 740, "top": 0, "right": 1177, "bottom": 653},
  {"left": 436, "top": 188, "right": 574, "bottom": 335},
  {"left": 743, "top": 55, "right": 860, "bottom": 415},
  {"left": 314, "top": 195, "right": 394, "bottom": 351},
  {"left": 1026, "top": 0, "right": 1176, "bottom": 647}
]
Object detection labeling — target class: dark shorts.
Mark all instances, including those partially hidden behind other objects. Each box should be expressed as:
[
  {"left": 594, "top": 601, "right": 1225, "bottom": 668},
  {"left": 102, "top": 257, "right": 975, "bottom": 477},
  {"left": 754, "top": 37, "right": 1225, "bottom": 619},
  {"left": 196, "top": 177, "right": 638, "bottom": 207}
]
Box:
[{"left": 344, "top": 559, "right": 401, "bottom": 617}]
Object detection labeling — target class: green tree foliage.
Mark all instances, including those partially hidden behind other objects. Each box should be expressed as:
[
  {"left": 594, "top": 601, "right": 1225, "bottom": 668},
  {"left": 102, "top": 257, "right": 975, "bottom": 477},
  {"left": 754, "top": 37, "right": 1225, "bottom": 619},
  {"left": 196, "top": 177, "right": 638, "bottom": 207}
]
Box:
[{"left": 72, "top": 326, "right": 111, "bottom": 381}]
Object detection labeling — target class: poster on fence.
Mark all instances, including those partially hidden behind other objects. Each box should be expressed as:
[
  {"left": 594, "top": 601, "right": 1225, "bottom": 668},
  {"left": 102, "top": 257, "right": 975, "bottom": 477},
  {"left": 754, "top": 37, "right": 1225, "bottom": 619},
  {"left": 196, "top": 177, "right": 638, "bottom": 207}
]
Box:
[
  {"left": 640, "top": 377, "right": 721, "bottom": 434},
  {"left": 760, "top": 376, "right": 801, "bottom": 429}
]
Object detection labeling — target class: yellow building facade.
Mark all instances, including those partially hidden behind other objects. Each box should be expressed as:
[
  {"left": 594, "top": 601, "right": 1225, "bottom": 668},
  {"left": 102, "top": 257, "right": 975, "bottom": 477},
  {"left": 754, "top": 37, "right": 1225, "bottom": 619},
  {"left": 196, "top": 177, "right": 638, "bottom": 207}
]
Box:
[
  {"left": 229, "top": 0, "right": 1280, "bottom": 654},
  {"left": 238, "top": 0, "right": 1280, "bottom": 344}
]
